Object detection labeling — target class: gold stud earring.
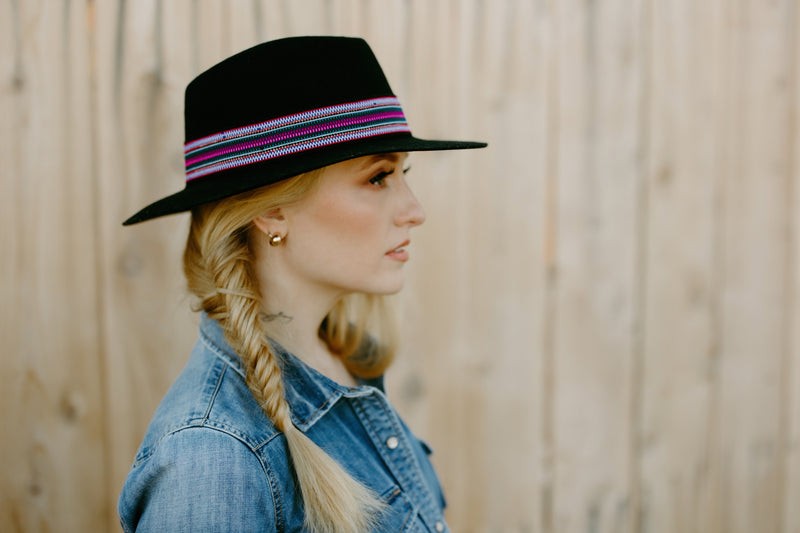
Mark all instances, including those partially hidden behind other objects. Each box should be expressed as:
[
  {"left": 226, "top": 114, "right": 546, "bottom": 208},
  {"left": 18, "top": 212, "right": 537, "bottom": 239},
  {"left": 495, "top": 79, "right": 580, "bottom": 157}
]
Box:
[{"left": 268, "top": 233, "right": 284, "bottom": 246}]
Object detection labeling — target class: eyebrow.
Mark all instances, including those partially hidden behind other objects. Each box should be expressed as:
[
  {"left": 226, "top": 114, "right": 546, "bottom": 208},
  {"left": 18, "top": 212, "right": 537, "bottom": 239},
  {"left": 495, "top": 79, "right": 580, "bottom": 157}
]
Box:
[{"left": 357, "top": 152, "right": 408, "bottom": 169}]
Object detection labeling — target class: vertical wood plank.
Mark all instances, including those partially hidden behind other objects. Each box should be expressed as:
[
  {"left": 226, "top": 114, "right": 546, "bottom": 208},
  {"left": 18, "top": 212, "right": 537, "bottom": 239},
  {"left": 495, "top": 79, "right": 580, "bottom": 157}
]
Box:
[
  {"left": 327, "top": 0, "right": 368, "bottom": 37},
  {"left": 0, "top": 0, "right": 107, "bottom": 531},
  {"left": 550, "top": 0, "right": 645, "bottom": 531},
  {"left": 715, "top": 0, "right": 796, "bottom": 531},
  {"left": 226, "top": 0, "right": 262, "bottom": 53},
  {"left": 639, "top": 1, "right": 723, "bottom": 532},
  {"left": 274, "top": 0, "right": 332, "bottom": 37},
  {"left": 192, "top": 0, "right": 227, "bottom": 70},
  {"left": 254, "top": 0, "right": 292, "bottom": 41},
  {"left": 470, "top": 1, "right": 552, "bottom": 530},
  {"left": 781, "top": 2, "right": 800, "bottom": 532}
]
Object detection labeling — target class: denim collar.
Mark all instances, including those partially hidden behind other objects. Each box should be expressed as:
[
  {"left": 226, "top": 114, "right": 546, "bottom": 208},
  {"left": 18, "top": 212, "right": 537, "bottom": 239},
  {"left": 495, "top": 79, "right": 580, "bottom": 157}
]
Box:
[{"left": 198, "top": 312, "right": 385, "bottom": 432}]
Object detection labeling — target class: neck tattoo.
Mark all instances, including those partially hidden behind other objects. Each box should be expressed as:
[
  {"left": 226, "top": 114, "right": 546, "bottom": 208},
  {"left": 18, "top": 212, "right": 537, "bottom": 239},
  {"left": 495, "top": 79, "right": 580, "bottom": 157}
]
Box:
[{"left": 260, "top": 311, "right": 293, "bottom": 323}]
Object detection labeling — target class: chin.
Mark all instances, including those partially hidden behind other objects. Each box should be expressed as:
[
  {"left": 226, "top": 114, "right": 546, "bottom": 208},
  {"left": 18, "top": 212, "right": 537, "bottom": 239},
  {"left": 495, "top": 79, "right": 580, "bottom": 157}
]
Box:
[
  {"left": 383, "top": 284, "right": 405, "bottom": 295},
  {"left": 363, "top": 276, "right": 405, "bottom": 296},
  {"left": 368, "top": 284, "right": 405, "bottom": 296}
]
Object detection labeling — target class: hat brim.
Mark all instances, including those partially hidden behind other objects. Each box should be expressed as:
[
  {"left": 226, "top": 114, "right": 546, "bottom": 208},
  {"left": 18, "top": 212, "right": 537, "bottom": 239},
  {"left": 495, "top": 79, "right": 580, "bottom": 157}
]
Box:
[{"left": 122, "top": 134, "right": 486, "bottom": 225}]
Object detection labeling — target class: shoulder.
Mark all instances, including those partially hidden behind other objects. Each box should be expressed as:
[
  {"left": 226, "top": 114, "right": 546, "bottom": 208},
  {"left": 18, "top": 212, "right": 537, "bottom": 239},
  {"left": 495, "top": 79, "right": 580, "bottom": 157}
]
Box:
[
  {"left": 119, "top": 336, "right": 303, "bottom": 532},
  {"left": 118, "top": 426, "right": 293, "bottom": 532},
  {"left": 135, "top": 334, "right": 280, "bottom": 460}
]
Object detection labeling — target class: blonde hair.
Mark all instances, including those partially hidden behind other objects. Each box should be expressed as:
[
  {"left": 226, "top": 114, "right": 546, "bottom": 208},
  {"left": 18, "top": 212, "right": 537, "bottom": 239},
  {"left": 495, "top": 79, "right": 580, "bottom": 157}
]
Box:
[{"left": 183, "top": 169, "right": 396, "bottom": 532}]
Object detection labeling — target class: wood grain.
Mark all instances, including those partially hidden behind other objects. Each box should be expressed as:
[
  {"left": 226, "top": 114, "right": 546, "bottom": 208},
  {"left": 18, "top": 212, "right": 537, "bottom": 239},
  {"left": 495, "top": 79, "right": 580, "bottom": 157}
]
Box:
[
  {"left": 639, "top": 1, "right": 722, "bottom": 531},
  {"left": 784, "top": 3, "right": 800, "bottom": 529},
  {"left": 549, "top": 0, "right": 644, "bottom": 530},
  {"left": 715, "top": 1, "right": 795, "bottom": 531}
]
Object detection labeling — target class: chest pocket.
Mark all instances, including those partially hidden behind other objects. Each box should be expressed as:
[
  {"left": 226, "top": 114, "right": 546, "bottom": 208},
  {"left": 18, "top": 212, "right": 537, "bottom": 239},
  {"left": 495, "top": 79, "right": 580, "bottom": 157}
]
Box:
[{"left": 378, "top": 486, "right": 428, "bottom": 533}]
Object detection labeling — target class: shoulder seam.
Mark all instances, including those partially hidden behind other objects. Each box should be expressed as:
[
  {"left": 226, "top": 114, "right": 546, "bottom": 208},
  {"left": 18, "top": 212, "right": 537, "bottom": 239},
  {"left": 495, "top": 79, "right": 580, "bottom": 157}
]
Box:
[{"left": 135, "top": 424, "right": 288, "bottom": 531}]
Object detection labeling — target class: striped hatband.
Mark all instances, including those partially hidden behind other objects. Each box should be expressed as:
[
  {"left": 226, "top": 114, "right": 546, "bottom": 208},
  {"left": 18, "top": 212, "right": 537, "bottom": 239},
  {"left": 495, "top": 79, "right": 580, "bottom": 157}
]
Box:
[{"left": 184, "top": 97, "right": 410, "bottom": 182}]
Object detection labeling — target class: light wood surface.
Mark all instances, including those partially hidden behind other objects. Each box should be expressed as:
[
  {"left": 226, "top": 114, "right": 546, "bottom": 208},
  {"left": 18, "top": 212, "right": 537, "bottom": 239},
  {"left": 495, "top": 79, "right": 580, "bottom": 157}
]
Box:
[{"left": 2, "top": 1, "right": 798, "bottom": 532}]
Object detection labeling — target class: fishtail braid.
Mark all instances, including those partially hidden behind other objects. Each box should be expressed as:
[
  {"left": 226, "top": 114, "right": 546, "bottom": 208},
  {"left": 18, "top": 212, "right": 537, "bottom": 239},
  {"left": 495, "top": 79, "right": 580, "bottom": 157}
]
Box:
[{"left": 204, "top": 225, "right": 293, "bottom": 430}]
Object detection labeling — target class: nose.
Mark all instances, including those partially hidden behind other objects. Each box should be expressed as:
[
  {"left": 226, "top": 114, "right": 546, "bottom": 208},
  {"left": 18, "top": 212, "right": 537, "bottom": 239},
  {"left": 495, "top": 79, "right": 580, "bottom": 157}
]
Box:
[{"left": 395, "top": 179, "right": 426, "bottom": 228}]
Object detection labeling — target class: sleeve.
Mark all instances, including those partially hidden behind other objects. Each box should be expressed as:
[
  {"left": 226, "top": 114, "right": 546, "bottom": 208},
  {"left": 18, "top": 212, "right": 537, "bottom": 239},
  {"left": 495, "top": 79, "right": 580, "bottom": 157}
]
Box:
[{"left": 118, "top": 427, "right": 279, "bottom": 533}]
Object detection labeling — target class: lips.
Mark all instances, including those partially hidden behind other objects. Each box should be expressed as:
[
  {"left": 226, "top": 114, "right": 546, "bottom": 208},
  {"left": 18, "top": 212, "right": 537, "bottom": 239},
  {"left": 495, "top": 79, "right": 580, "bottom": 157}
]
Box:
[
  {"left": 387, "top": 240, "right": 410, "bottom": 254},
  {"left": 386, "top": 240, "right": 410, "bottom": 261}
]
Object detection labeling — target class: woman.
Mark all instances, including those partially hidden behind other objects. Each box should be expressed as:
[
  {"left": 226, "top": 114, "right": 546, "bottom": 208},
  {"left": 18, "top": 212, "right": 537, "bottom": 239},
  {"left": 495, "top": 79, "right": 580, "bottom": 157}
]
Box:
[{"left": 118, "top": 36, "right": 486, "bottom": 533}]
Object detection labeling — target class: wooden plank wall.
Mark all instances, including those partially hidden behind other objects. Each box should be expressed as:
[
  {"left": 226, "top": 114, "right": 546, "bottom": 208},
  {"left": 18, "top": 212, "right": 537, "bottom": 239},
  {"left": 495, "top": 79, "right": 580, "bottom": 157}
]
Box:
[{"left": 1, "top": 1, "right": 797, "bottom": 532}]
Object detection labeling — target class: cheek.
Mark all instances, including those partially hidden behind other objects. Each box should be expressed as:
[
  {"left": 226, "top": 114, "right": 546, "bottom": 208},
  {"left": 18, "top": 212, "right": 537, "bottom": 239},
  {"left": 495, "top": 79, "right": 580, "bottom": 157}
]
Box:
[
  {"left": 292, "top": 193, "right": 384, "bottom": 265},
  {"left": 309, "top": 194, "right": 381, "bottom": 247}
]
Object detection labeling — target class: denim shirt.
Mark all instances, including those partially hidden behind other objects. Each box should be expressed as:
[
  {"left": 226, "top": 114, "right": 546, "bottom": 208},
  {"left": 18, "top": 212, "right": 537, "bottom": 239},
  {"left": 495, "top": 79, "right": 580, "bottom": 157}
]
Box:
[{"left": 118, "top": 314, "right": 449, "bottom": 532}]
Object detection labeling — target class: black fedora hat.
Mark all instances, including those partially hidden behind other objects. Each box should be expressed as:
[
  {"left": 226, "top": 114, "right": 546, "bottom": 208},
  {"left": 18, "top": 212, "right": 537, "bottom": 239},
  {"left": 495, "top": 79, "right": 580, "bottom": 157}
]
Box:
[{"left": 123, "top": 36, "right": 486, "bottom": 225}]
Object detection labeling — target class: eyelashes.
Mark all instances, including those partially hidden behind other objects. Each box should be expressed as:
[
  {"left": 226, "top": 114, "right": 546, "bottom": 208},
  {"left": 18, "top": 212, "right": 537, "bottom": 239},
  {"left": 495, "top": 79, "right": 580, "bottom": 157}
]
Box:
[
  {"left": 368, "top": 165, "right": 412, "bottom": 186},
  {"left": 369, "top": 170, "right": 392, "bottom": 186}
]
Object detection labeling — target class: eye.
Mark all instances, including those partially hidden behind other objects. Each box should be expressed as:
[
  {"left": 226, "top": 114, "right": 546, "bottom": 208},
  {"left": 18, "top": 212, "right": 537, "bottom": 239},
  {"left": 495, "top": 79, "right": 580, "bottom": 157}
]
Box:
[{"left": 369, "top": 169, "right": 393, "bottom": 186}]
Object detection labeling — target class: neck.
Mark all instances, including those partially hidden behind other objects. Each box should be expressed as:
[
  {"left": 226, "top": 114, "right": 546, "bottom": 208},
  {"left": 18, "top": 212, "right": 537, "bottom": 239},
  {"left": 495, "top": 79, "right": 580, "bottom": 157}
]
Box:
[
  {"left": 260, "top": 282, "right": 334, "bottom": 362},
  {"left": 253, "top": 247, "right": 356, "bottom": 387}
]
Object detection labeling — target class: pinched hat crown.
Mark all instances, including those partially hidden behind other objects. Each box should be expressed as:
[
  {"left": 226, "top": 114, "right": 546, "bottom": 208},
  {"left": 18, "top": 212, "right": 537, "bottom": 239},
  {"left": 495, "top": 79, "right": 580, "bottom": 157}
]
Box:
[{"left": 123, "top": 36, "right": 486, "bottom": 225}]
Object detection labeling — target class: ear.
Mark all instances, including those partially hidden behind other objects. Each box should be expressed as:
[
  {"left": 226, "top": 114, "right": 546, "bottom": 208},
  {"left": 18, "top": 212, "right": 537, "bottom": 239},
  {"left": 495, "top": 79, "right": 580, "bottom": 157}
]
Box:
[{"left": 252, "top": 208, "right": 288, "bottom": 237}]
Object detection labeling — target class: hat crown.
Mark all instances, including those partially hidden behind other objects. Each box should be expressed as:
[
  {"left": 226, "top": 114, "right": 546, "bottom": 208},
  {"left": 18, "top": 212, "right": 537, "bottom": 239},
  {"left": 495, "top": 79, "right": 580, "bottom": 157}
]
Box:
[{"left": 185, "top": 37, "right": 394, "bottom": 142}]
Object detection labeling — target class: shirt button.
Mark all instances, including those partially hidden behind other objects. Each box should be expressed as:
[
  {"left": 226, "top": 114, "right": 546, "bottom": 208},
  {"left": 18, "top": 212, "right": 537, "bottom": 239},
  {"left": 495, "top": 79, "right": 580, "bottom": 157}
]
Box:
[
  {"left": 385, "top": 436, "right": 399, "bottom": 449},
  {"left": 435, "top": 521, "right": 445, "bottom": 532}
]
